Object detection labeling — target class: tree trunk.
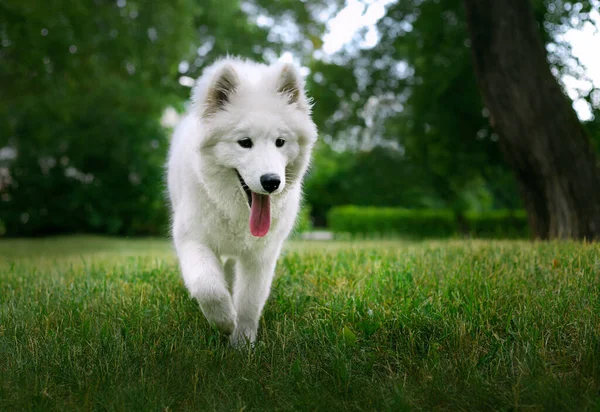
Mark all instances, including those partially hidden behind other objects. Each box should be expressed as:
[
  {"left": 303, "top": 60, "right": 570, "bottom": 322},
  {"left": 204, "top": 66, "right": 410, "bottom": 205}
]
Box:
[{"left": 463, "top": 0, "right": 600, "bottom": 240}]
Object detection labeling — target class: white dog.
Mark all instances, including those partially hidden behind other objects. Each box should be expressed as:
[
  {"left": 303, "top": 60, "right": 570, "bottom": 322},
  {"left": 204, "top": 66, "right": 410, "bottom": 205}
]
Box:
[{"left": 167, "top": 57, "right": 317, "bottom": 346}]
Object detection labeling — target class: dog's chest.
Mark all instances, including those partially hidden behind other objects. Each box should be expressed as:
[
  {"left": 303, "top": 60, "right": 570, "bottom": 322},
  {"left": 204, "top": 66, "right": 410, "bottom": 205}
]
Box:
[{"left": 197, "top": 202, "right": 283, "bottom": 256}]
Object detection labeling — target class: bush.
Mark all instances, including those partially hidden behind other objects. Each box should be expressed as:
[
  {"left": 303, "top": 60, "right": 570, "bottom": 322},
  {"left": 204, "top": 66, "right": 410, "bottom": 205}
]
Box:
[
  {"left": 1, "top": 87, "right": 170, "bottom": 237},
  {"left": 327, "top": 206, "right": 457, "bottom": 238},
  {"left": 327, "top": 206, "right": 529, "bottom": 239},
  {"left": 465, "top": 210, "right": 529, "bottom": 238}
]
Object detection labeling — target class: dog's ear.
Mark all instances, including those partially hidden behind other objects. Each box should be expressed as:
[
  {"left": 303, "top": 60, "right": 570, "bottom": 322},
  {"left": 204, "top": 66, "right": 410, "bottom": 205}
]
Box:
[
  {"left": 204, "top": 64, "right": 239, "bottom": 118},
  {"left": 276, "top": 64, "right": 307, "bottom": 109}
]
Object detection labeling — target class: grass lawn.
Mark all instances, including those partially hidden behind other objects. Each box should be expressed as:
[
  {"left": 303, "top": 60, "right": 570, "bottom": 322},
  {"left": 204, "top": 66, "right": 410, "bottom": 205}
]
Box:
[{"left": 1, "top": 236, "right": 599, "bottom": 411}]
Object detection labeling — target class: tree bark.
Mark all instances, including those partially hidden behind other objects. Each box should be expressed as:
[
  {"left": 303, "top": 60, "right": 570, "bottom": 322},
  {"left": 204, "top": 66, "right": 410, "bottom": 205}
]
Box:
[{"left": 463, "top": 0, "right": 600, "bottom": 239}]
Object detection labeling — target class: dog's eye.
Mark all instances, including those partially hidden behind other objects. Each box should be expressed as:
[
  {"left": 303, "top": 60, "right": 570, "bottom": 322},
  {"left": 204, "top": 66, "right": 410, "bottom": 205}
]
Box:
[
  {"left": 238, "top": 138, "right": 253, "bottom": 149},
  {"left": 275, "top": 138, "right": 285, "bottom": 148}
]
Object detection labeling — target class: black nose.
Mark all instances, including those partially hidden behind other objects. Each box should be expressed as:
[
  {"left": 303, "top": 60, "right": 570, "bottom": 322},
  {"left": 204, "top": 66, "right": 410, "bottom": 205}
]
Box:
[{"left": 260, "top": 174, "right": 281, "bottom": 193}]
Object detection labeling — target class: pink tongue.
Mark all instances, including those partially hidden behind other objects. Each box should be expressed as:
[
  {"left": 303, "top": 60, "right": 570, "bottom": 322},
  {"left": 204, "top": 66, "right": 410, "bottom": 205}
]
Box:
[{"left": 249, "top": 192, "right": 270, "bottom": 237}]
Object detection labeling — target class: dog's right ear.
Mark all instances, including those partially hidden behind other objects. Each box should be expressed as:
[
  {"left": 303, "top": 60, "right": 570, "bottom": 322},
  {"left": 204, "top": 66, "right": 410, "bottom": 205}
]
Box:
[{"left": 203, "top": 64, "right": 239, "bottom": 118}]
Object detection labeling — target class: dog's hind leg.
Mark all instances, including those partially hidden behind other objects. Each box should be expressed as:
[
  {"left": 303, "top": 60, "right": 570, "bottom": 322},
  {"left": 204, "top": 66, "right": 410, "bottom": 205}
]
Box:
[{"left": 174, "top": 237, "right": 237, "bottom": 335}]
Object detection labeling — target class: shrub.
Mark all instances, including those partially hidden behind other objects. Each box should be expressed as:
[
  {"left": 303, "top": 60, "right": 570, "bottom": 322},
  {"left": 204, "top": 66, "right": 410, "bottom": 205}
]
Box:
[
  {"left": 327, "top": 206, "right": 529, "bottom": 239},
  {"left": 465, "top": 210, "right": 529, "bottom": 238},
  {"left": 327, "top": 206, "right": 457, "bottom": 238},
  {"left": 1, "top": 88, "right": 170, "bottom": 237}
]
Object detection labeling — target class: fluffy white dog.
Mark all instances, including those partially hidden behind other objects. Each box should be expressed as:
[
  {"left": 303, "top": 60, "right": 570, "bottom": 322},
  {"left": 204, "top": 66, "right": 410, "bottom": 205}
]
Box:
[{"left": 167, "top": 57, "right": 318, "bottom": 346}]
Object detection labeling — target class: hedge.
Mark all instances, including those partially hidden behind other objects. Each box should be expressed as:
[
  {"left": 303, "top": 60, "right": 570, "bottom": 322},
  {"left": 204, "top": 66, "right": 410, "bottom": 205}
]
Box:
[
  {"left": 327, "top": 206, "right": 529, "bottom": 238},
  {"left": 464, "top": 210, "right": 529, "bottom": 238}
]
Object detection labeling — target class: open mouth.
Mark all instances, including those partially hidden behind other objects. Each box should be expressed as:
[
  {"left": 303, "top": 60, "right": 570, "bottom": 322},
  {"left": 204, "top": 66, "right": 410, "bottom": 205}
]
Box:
[
  {"left": 234, "top": 169, "right": 271, "bottom": 238},
  {"left": 236, "top": 169, "right": 252, "bottom": 208}
]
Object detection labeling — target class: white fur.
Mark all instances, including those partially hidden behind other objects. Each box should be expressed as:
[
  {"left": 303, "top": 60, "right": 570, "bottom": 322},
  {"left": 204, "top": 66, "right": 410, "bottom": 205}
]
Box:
[{"left": 167, "top": 57, "right": 317, "bottom": 347}]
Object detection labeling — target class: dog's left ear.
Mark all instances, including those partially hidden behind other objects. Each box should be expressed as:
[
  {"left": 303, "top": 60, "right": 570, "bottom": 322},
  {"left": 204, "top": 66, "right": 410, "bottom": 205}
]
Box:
[{"left": 276, "top": 64, "right": 309, "bottom": 111}]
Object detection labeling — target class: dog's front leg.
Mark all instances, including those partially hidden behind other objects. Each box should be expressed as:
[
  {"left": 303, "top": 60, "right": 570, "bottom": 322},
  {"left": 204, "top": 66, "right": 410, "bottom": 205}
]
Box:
[
  {"left": 230, "top": 251, "right": 279, "bottom": 347},
  {"left": 175, "top": 238, "right": 236, "bottom": 335}
]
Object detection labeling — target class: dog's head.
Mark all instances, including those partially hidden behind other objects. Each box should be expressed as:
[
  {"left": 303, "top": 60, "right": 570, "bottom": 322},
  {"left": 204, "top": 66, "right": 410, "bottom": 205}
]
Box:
[{"left": 192, "top": 58, "right": 318, "bottom": 236}]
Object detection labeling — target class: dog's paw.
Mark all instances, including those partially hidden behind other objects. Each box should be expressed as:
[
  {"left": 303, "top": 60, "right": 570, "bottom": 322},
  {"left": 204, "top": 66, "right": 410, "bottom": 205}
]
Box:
[
  {"left": 229, "top": 326, "right": 257, "bottom": 349},
  {"left": 211, "top": 313, "right": 237, "bottom": 336},
  {"left": 196, "top": 294, "right": 237, "bottom": 335}
]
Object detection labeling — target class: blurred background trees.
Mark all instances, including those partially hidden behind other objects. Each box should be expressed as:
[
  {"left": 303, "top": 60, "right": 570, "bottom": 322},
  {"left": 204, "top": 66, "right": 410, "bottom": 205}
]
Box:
[
  {"left": 464, "top": 0, "right": 600, "bottom": 239},
  {"left": 1, "top": 0, "right": 598, "bottom": 238},
  {"left": 0, "top": 0, "right": 268, "bottom": 235}
]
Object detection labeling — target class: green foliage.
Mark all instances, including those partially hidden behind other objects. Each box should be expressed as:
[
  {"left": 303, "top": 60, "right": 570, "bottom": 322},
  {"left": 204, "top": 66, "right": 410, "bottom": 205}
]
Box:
[
  {"left": 1, "top": 0, "right": 597, "bottom": 236},
  {"left": 2, "top": 85, "right": 169, "bottom": 236},
  {"left": 307, "top": 60, "right": 361, "bottom": 134},
  {"left": 311, "top": 0, "right": 516, "bottom": 211},
  {"left": 304, "top": 140, "right": 523, "bottom": 226},
  {"left": 307, "top": 0, "right": 598, "bottom": 219},
  {"left": 305, "top": 143, "right": 439, "bottom": 224},
  {"left": 465, "top": 210, "right": 530, "bottom": 238},
  {"left": 303, "top": 140, "right": 354, "bottom": 224},
  {"left": 0, "top": 0, "right": 269, "bottom": 236},
  {"left": 584, "top": 116, "right": 600, "bottom": 153},
  {"left": 1, "top": 237, "right": 599, "bottom": 410},
  {"left": 246, "top": 0, "right": 343, "bottom": 58},
  {"left": 328, "top": 206, "right": 457, "bottom": 237},
  {"left": 328, "top": 206, "right": 529, "bottom": 238}
]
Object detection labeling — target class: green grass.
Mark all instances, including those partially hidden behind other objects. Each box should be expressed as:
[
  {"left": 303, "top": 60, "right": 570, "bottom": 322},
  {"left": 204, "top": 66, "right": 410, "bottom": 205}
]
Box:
[{"left": 1, "top": 236, "right": 599, "bottom": 411}]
